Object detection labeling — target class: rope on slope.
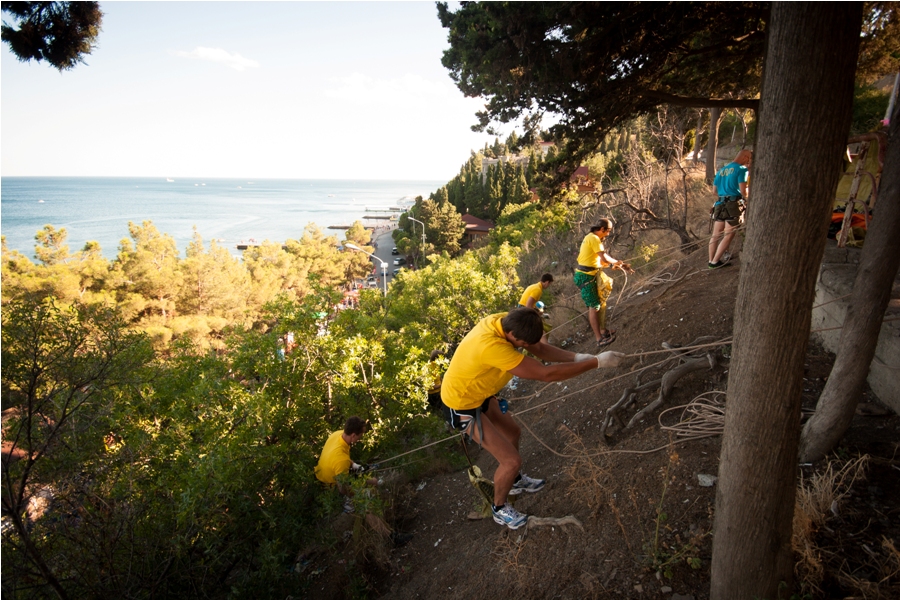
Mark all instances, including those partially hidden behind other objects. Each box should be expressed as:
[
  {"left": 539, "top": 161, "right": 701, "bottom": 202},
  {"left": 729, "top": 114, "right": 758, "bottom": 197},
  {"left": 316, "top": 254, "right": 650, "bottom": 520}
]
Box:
[{"left": 372, "top": 316, "right": 900, "bottom": 467}]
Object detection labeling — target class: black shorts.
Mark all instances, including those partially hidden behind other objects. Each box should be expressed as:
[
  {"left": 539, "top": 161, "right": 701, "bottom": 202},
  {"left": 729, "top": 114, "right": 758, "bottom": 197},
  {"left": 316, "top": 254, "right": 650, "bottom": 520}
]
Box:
[
  {"left": 713, "top": 199, "right": 743, "bottom": 226},
  {"left": 441, "top": 396, "right": 493, "bottom": 432}
]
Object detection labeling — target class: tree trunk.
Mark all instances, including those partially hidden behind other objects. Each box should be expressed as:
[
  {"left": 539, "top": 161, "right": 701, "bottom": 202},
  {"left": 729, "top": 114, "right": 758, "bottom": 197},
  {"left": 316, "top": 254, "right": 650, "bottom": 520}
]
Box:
[
  {"left": 692, "top": 110, "right": 703, "bottom": 165},
  {"left": 799, "top": 104, "right": 900, "bottom": 462},
  {"left": 709, "top": 4, "right": 862, "bottom": 600},
  {"left": 705, "top": 107, "right": 721, "bottom": 183}
]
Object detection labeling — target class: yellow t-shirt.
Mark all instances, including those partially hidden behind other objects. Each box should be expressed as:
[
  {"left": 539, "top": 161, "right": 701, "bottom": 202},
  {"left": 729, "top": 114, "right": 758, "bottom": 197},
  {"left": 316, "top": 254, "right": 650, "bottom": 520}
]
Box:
[
  {"left": 518, "top": 282, "right": 544, "bottom": 307},
  {"left": 576, "top": 233, "right": 605, "bottom": 275},
  {"left": 441, "top": 313, "right": 525, "bottom": 410},
  {"left": 314, "top": 430, "right": 351, "bottom": 485}
]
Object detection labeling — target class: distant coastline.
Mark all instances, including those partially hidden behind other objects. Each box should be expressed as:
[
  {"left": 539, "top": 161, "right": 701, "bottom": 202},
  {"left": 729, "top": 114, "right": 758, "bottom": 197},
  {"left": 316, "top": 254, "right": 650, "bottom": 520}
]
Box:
[{"left": 1, "top": 176, "right": 440, "bottom": 260}]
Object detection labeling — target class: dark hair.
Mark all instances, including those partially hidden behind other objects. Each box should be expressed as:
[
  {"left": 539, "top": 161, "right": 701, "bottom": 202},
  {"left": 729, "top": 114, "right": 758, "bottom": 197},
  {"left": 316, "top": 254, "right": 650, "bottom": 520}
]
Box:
[
  {"left": 589, "top": 218, "right": 612, "bottom": 233},
  {"left": 344, "top": 416, "right": 367, "bottom": 436},
  {"left": 429, "top": 348, "right": 444, "bottom": 361},
  {"left": 540, "top": 273, "right": 554, "bottom": 283},
  {"left": 501, "top": 308, "right": 544, "bottom": 345}
]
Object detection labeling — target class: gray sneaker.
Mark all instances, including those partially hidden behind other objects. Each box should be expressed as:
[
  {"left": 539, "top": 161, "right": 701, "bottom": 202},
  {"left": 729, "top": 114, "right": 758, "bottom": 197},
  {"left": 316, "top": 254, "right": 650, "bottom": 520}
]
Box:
[
  {"left": 492, "top": 503, "right": 528, "bottom": 529},
  {"left": 509, "top": 473, "right": 545, "bottom": 495}
]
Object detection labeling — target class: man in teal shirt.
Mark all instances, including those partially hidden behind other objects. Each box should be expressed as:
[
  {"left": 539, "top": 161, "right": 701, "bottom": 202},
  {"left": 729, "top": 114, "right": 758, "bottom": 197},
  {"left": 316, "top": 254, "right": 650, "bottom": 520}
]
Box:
[{"left": 709, "top": 149, "right": 752, "bottom": 269}]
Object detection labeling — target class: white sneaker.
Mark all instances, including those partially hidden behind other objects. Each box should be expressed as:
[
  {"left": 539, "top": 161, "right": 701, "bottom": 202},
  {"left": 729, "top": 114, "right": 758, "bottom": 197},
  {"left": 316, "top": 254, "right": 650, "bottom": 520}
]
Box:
[
  {"left": 509, "top": 473, "right": 545, "bottom": 495},
  {"left": 492, "top": 503, "right": 528, "bottom": 529}
]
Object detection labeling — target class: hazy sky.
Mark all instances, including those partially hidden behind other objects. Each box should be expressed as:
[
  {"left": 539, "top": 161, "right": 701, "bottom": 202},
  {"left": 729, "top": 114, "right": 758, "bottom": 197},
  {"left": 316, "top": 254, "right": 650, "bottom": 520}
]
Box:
[{"left": 1, "top": 1, "right": 503, "bottom": 180}]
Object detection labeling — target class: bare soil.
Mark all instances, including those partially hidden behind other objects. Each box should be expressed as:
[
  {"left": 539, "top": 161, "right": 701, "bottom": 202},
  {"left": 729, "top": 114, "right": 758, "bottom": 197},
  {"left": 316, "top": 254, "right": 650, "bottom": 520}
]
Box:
[{"left": 310, "top": 237, "right": 900, "bottom": 599}]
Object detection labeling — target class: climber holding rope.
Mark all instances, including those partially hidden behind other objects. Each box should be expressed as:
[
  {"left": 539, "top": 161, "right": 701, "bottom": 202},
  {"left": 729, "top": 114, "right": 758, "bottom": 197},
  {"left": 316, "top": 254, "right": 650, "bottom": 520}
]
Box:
[
  {"left": 440, "top": 307, "right": 624, "bottom": 529},
  {"left": 574, "top": 219, "right": 634, "bottom": 348}
]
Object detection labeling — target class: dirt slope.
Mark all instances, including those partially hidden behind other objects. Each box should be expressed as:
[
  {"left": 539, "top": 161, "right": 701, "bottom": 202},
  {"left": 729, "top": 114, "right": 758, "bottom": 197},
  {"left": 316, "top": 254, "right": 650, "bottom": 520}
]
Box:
[{"left": 313, "top": 236, "right": 899, "bottom": 599}]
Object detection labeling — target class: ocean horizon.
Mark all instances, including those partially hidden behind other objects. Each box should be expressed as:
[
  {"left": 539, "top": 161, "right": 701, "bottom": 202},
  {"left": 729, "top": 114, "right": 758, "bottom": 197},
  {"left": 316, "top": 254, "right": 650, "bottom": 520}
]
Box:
[{"left": 1, "top": 176, "right": 446, "bottom": 261}]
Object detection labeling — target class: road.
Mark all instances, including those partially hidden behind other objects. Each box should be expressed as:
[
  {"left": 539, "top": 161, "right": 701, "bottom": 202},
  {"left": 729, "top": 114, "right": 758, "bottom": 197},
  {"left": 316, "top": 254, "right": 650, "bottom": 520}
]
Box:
[{"left": 367, "top": 228, "right": 397, "bottom": 291}]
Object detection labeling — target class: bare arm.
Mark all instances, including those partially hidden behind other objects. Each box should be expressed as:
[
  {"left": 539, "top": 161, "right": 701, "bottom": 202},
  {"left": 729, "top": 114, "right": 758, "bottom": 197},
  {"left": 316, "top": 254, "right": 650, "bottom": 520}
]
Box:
[
  {"left": 523, "top": 340, "right": 577, "bottom": 363},
  {"left": 508, "top": 354, "right": 597, "bottom": 382},
  {"left": 602, "top": 251, "right": 634, "bottom": 273},
  {"left": 739, "top": 181, "right": 748, "bottom": 199},
  {"left": 525, "top": 296, "right": 537, "bottom": 309}
]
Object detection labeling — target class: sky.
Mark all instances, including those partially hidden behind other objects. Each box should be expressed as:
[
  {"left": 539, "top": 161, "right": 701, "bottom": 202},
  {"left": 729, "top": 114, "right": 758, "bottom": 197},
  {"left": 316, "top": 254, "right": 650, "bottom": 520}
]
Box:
[{"left": 1, "top": 1, "right": 507, "bottom": 180}]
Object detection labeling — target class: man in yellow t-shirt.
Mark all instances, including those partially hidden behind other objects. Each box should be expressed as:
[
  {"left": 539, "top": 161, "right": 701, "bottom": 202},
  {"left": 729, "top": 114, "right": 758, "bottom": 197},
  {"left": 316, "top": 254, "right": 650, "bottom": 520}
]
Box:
[
  {"left": 441, "top": 307, "right": 625, "bottom": 529},
  {"left": 315, "top": 416, "right": 371, "bottom": 487},
  {"left": 518, "top": 273, "right": 554, "bottom": 308},
  {"left": 573, "top": 219, "right": 633, "bottom": 348}
]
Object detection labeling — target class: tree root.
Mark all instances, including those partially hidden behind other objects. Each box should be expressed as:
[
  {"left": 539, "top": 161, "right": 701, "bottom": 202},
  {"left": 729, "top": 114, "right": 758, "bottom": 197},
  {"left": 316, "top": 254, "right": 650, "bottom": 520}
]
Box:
[
  {"left": 527, "top": 515, "right": 584, "bottom": 531},
  {"left": 626, "top": 353, "right": 716, "bottom": 429},
  {"left": 600, "top": 338, "right": 718, "bottom": 438}
]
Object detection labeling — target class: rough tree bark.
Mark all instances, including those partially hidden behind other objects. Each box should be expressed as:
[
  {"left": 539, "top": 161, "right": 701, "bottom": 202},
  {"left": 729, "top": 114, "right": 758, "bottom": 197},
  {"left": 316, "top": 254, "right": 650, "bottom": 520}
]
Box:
[
  {"left": 709, "top": 4, "right": 862, "bottom": 599},
  {"left": 799, "top": 103, "right": 900, "bottom": 462}
]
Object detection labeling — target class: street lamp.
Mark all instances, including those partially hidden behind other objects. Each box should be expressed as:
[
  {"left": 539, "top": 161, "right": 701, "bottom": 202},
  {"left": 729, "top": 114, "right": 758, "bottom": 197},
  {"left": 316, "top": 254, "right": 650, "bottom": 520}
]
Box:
[
  {"left": 407, "top": 216, "right": 426, "bottom": 264},
  {"left": 344, "top": 242, "right": 387, "bottom": 294}
]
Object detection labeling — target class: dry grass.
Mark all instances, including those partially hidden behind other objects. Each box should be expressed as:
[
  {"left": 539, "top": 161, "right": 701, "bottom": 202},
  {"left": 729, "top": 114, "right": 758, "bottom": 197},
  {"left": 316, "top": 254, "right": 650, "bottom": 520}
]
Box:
[
  {"left": 560, "top": 424, "right": 613, "bottom": 515},
  {"left": 351, "top": 512, "right": 392, "bottom": 567},
  {"left": 792, "top": 454, "right": 870, "bottom": 596},
  {"left": 491, "top": 534, "right": 533, "bottom": 591},
  {"left": 831, "top": 536, "right": 900, "bottom": 600}
]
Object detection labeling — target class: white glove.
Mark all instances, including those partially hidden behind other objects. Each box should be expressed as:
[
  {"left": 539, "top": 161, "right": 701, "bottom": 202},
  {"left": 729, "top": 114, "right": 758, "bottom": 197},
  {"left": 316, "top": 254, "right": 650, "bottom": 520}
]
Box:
[
  {"left": 595, "top": 351, "right": 625, "bottom": 368},
  {"left": 574, "top": 353, "right": 595, "bottom": 363}
]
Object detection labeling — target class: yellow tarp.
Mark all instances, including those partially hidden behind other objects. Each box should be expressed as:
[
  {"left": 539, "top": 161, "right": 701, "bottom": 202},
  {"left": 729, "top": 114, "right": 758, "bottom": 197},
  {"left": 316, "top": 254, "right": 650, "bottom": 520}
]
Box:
[{"left": 834, "top": 136, "right": 884, "bottom": 211}]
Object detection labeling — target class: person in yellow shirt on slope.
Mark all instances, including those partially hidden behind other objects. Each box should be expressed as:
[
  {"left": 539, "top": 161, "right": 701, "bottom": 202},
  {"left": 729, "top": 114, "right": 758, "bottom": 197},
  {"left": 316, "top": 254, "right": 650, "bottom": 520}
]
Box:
[
  {"left": 518, "top": 273, "right": 554, "bottom": 308},
  {"left": 440, "top": 307, "right": 624, "bottom": 529},
  {"left": 315, "top": 416, "right": 377, "bottom": 501},
  {"left": 573, "top": 219, "right": 633, "bottom": 347}
]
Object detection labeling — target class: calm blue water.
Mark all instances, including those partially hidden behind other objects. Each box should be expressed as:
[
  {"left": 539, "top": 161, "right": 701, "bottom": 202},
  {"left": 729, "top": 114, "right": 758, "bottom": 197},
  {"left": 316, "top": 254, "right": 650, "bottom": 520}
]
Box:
[{"left": 1, "top": 177, "right": 444, "bottom": 260}]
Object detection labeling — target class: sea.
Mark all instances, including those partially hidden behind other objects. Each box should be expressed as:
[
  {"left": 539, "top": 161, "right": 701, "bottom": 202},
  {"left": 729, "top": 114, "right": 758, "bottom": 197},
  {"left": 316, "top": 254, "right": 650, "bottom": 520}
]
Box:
[{"left": 1, "top": 177, "right": 445, "bottom": 260}]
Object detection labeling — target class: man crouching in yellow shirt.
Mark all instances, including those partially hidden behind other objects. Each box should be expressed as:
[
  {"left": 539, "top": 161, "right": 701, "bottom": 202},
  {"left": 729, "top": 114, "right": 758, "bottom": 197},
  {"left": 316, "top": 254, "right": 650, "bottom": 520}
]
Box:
[
  {"left": 315, "top": 417, "right": 377, "bottom": 508},
  {"left": 440, "top": 307, "right": 624, "bottom": 529}
]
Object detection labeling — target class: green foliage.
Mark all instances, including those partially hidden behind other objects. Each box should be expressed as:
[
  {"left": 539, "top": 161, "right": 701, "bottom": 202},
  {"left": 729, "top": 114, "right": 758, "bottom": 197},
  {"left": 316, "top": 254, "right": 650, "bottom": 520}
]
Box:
[
  {"left": 635, "top": 244, "right": 660, "bottom": 269},
  {"left": 1, "top": 296, "right": 154, "bottom": 597},
  {"left": 857, "top": 3, "right": 900, "bottom": 84},
  {"left": 584, "top": 148, "right": 625, "bottom": 184},
  {"left": 383, "top": 244, "right": 521, "bottom": 350},
  {"left": 181, "top": 228, "right": 250, "bottom": 323},
  {"left": 850, "top": 82, "right": 890, "bottom": 133},
  {"left": 33, "top": 224, "right": 70, "bottom": 265},
  {"left": 111, "top": 220, "right": 183, "bottom": 321},
  {"left": 490, "top": 201, "right": 572, "bottom": 249},
  {"left": 399, "top": 196, "right": 466, "bottom": 261}
]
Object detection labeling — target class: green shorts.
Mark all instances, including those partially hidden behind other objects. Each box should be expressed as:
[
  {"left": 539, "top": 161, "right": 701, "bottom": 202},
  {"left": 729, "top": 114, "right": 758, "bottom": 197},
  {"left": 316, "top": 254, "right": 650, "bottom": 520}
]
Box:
[{"left": 574, "top": 270, "right": 613, "bottom": 310}]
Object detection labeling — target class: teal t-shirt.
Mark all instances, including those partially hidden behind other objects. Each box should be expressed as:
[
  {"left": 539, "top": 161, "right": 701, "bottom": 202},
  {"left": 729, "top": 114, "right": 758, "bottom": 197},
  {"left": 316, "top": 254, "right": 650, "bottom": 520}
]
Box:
[{"left": 713, "top": 161, "right": 749, "bottom": 198}]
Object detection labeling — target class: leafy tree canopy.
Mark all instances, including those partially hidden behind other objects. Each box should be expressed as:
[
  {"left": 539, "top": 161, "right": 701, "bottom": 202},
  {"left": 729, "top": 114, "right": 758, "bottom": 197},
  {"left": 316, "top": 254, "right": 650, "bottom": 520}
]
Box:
[
  {"left": 1, "top": 1, "right": 102, "bottom": 71},
  {"left": 438, "top": 1, "right": 766, "bottom": 168},
  {"left": 438, "top": 1, "right": 899, "bottom": 178},
  {"left": 858, "top": 2, "right": 900, "bottom": 84}
]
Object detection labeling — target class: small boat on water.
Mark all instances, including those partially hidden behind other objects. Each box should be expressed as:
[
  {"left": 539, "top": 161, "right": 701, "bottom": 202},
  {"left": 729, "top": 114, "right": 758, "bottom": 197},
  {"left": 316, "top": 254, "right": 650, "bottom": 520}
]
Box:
[
  {"left": 38, "top": 199, "right": 45, "bottom": 203},
  {"left": 166, "top": 178, "right": 175, "bottom": 182}
]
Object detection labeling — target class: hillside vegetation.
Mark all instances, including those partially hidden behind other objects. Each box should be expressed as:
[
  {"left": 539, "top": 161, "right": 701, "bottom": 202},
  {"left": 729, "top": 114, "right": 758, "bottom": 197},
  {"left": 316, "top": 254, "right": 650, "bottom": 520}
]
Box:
[{"left": 4, "top": 120, "right": 898, "bottom": 599}]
